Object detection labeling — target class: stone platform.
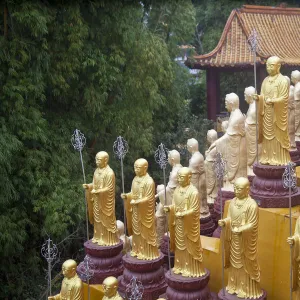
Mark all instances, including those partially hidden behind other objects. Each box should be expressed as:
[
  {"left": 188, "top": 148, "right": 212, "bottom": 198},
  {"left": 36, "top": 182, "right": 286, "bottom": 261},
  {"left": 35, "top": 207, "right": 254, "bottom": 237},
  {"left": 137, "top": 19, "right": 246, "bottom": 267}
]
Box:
[
  {"left": 218, "top": 289, "right": 267, "bottom": 300},
  {"left": 118, "top": 252, "right": 167, "bottom": 299},
  {"left": 77, "top": 239, "right": 123, "bottom": 284},
  {"left": 251, "top": 163, "right": 300, "bottom": 208}
]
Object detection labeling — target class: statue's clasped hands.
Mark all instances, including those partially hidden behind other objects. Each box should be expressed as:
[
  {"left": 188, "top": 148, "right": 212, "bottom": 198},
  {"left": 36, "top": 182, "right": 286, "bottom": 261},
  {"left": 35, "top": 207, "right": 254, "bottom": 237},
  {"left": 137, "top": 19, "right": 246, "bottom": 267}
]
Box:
[{"left": 287, "top": 236, "right": 295, "bottom": 246}]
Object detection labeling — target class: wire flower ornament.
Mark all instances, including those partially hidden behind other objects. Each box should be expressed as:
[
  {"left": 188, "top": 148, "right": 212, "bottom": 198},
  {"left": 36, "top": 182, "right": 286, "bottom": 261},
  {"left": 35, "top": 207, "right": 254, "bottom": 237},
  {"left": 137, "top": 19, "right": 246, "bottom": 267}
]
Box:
[
  {"left": 283, "top": 162, "right": 297, "bottom": 190},
  {"left": 126, "top": 277, "right": 144, "bottom": 300},
  {"left": 113, "top": 136, "right": 129, "bottom": 160},
  {"left": 154, "top": 143, "right": 169, "bottom": 170},
  {"left": 71, "top": 129, "right": 86, "bottom": 152},
  {"left": 77, "top": 255, "right": 95, "bottom": 282},
  {"left": 213, "top": 152, "right": 227, "bottom": 181}
]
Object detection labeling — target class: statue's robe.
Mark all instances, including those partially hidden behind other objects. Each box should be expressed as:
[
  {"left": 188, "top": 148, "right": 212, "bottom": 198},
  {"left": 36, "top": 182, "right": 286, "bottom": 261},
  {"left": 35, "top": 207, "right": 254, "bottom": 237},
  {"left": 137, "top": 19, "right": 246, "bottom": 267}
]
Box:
[
  {"left": 291, "top": 217, "right": 300, "bottom": 300},
  {"left": 86, "top": 166, "right": 119, "bottom": 246},
  {"left": 126, "top": 173, "right": 159, "bottom": 260},
  {"left": 103, "top": 292, "right": 123, "bottom": 300},
  {"left": 258, "top": 73, "right": 290, "bottom": 165},
  {"left": 288, "top": 85, "right": 296, "bottom": 149},
  {"left": 169, "top": 184, "right": 206, "bottom": 277},
  {"left": 216, "top": 108, "right": 247, "bottom": 187},
  {"left": 222, "top": 196, "right": 262, "bottom": 298},
  {"left": 52, "top": 274, "right": 83, "bottom": 300},
  {"left": 294, "top": 82, "right": 300, "bottom": 141},
  {"left": 189, "top": 151, "right": 209, "bottom": 216},
  {"left": 205, "top": 147, "right": 217, "bottom": 205}
]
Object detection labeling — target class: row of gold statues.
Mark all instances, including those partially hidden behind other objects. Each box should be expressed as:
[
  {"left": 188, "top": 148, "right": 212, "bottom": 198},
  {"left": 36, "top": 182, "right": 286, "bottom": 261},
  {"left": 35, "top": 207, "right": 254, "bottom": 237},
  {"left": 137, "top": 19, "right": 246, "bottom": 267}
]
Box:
[{"left": 50, "top": 56, "right": 300, "bottom": 299}]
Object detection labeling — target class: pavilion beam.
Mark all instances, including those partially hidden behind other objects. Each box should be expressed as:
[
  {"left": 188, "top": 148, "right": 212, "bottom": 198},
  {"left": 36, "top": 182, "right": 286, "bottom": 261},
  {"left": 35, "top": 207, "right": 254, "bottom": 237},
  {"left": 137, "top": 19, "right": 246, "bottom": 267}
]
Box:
[{"left": 206, "top": 68, "right": 220, "bottom": 121}]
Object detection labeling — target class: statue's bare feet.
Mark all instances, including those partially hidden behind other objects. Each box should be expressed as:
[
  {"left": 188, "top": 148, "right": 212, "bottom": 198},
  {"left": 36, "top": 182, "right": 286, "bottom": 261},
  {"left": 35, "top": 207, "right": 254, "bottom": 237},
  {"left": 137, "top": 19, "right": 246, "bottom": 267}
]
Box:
[{"left": 130, "top": 251, "right": 137, "bottom": 257}]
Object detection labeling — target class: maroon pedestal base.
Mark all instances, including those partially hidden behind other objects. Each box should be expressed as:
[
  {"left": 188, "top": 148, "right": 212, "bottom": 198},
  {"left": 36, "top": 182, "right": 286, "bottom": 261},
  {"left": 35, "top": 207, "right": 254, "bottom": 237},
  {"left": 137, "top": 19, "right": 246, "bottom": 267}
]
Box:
[
  {"left": 290, "top": 149, "right": 300, "bottom": 162},
  {"left": 160, "top": 235, "right": 174, "bottom": 271},
  {"left": 77, "top": 239, "right": 124, "bottom": 284},
  {"left": 248, "top": 175, "right": 255, "bottom": 186},
  {"left": 218, "top": 289, "right": 267, "bottom": 300},
  {"left": 164, "top": 269, "right": 215, "bottom": 300},
  {"left": 296, "top": 141, "right": 300, "bottom": 152},
  {"left": 118, "top": 252, "right": 167, "bottom": 300},
  {"left": 213, "top": 189, "right": 235, "bottom": 238},
  {"left": 251, "top": 163, "right": 300, "bottom": 208},
  {"left": 200, "top": 214, "right": 216, "bottom": 236}
]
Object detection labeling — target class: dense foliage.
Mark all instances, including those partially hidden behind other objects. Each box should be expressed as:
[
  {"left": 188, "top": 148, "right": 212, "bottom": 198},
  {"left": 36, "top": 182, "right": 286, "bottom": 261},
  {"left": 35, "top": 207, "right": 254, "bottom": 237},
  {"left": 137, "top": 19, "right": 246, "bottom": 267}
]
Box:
[{"left": 0, "top": 0, "right": 299, "bottom": 298}]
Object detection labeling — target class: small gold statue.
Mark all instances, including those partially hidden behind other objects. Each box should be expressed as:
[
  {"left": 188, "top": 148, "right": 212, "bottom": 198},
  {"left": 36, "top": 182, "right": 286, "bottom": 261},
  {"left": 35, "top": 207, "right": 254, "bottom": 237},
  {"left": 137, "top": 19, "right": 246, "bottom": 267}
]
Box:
[
  {"left": 292, "top": 70, "right": 300, "bottom": 143},
  {"left": 103, "top": 276, "right": 123, "bottom": 300},
  {"left": 245, "top": 86, "right": 261, "bottom": 175},
  {"left": 253, "top": 56, "right": 290, "bottom": 165},
  {"left": 205, "top": 129, "right": 218, "bottom": 205},
  {"left": 83, "top": 151, "right": 119, "bottom": 246},
  {"left": 218, "top": 177, "right": 263, "bottom": 299},
  {"left": 48, "top": 259, "right": 83, "bottom": 300},
  {"left": 285, "top": 76, "right": 296, "bottom": 150},
  {"left": 187, "top": 138, "right": 210, "bottom": 218},
  {"left": 287, "top": 216, "right": 300, "bottom": 300},
  {"left": 165, "top": 167, "right": 206, "bottom": 277},
  {"left": 121, "top": 158, "right": 159, "bottom": 260},
  {"left": 208, "top": 93, "right": 247, "bottom": 191}
]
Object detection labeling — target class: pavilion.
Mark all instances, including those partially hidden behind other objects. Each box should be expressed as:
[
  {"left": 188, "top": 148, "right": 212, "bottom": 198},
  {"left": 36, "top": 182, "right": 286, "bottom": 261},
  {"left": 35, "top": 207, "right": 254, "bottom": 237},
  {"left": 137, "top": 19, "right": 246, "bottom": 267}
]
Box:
[{"left": 186, "top": 4, "right": 300, "bottom": 121}]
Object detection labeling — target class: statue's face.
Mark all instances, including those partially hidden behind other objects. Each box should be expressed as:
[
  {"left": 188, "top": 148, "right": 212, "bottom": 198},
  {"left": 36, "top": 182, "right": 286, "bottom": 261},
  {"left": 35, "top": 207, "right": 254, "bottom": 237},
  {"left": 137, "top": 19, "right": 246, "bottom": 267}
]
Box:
[
  {"left": 234, "top": 181, "right": 249, "bottom": 199},
  {"left": 96, "top": 154, "right": 108, "bottom": 168},
  {"left": 134, "top": 162, "right": 147, "bottom": 177},
  {"left": 168, "top": 154, "right": 174, "bottom": 166},
  {"left": 103, "top": 282, "right": 117, "bottom": 297},
  {"left": 177, "top": 171, "right": 190, "bottom": 187},
  {"left": 225, "top": 98, "right": 232, "bottom": 112},
  {"left": 62, "top": 264, "right": 75, "bottom": 279},
  {"left": 266, "top": 60, "right": 280, "bottom": 76}
]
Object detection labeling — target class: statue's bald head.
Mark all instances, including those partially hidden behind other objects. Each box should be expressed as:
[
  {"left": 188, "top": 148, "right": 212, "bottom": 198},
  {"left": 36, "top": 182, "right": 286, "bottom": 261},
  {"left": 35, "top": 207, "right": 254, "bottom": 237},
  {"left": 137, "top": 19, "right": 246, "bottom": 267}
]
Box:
[
  {"left": 103, "top": 276, "right": 118, "bottom": 297},
  {"left": 291, "top": 70, "right": 300, "bottom": 84},
  {"left": 134, "top": 158, "right": 148, "bottom": 176},
  {"left": 168, "top": 150, "right": 180, "bottom": 165},
  {"left": 187, "top": 138, "right": 198, "bottom": 153},
  {"left": 95, "top": 151, "right": 109, "bottom": 168},
  {"left": 234, "top": 177, "right": 250, "bottom": 200},
  {"left": 62, "top": 259, "right": 77, "bottom": 279},
  {"left": 207, "top": 129, "right": 217, "bottom": 143},
  {"left": 225, "top": 93, "right": 239, "bottom": 111},
  {"left": 266, "top": 56, "right": 281, "bottom": 76},
  {"left": 177, "top": 167, "right": 192, "bottom": 187}
]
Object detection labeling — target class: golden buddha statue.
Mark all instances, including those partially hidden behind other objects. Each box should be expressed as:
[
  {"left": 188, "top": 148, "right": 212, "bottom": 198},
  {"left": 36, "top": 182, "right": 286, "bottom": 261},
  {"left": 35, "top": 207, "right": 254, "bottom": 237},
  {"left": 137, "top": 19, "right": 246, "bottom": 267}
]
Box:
[
  {"left": 121, "top": 158, "right": 159, "bottom": 260},
  {"left": 245, "top": 86, "right": 261, "bottom": 175},
  {"left": 187, "top": 138, "right": 210, "bottom": 218},
  {"left": 287, "top": 216, "right": 300, "bottom": 299},
  {"left": 48, "top": 260, "right": 83, "bottom": 300},
  {"left": 208, "top": 93, "right": 247, "bottom": 191},
  {"left": 103, "top": 276, "right": 123, "bottom": 300},
  {"left": 218, "top": 177, "right": 263, "bottom": 299},
  {"left": 285, "top": 76, "right": 296, "bottom": 150},
  {"left": 165, "top": 167, "right": 206, "bottom": 277},
  {"left": 83, "top": 151, "right": 119, "bottom": 246},
  {"left": 292, "top": 70, "right": 300, "bottom": 143},
  {"left": 205, "top": 129, "right": 218, "bottom": 205},
  {"left": 253, "top": 56, "right": 290, "bottom": 165}
]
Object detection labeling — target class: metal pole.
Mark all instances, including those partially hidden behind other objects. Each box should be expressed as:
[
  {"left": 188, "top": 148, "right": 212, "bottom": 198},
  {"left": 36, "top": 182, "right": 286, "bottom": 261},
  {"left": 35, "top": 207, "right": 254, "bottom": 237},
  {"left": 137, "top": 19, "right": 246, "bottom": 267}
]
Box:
[
  {"left": 254, "top": 52, "right": 259, "bottom": 164},
  {"left": 289, "top": 164, "right": 293, "bottom": 300},
  {"left": 48, "top": 240, "right": 51, "bottom": 296},
  {"left": 220, "top": 181, "right": 225, "bottom": 296},
  {"left": 121, "top": 156, "right": 127, "bottom": 236}
]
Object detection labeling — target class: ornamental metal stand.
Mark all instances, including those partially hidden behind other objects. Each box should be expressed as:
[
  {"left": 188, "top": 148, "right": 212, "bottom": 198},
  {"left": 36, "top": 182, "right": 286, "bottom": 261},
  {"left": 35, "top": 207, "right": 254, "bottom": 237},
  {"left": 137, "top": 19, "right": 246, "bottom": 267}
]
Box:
[
  {"left": 282, "top": 162, "right": 297, "bottom": 300},
  {"left": 77, "top": 255, "right": 95, "bottom": 300},
  {"left": 113, "top": 136, "right": 129, "bottom": 235},
  {"left": 213, "top": 152, "right": 227, "bottom": 297},
  {"left": 71, "top": 129, "right": 89, "bottom": 241},
  {"left": 41, "top": 237, "right": 59, "bottom": 297}
]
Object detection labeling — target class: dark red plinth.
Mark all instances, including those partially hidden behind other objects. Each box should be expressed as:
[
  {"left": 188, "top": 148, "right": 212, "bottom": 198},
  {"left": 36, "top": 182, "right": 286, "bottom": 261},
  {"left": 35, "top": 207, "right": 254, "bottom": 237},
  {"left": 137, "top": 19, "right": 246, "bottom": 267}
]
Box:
[
  {"left": 201, "top": 214, "right": 217, "bottom": 236},
  {"left": 290, "top": 149, "right": 300, "bottom": 162},
  {"left": 77, "top": 239, "right": 123, "bottom": 284},
  {"left": 218, "top": 289, "right": 267, "bottom": 299},
  {"left": 296, "top": 141, "right": 300, "bottom": 152},
  {"left": 213, "top": 189, "right": 234, "bottom": 238},
  {"left": 251, "top": 163, "right": 300, "bottom": 208},
  {"left": 160, "top": 235, "right": 174, "bottom": 271},
  {"left": 118, "top": 252, "right": 167, "bottom": 300},
  {"left": 164, "top": 269, "right": 215, "bottom": 300},
  {"left": 248, "top": 175, "right": 255, "bottom": 186}
]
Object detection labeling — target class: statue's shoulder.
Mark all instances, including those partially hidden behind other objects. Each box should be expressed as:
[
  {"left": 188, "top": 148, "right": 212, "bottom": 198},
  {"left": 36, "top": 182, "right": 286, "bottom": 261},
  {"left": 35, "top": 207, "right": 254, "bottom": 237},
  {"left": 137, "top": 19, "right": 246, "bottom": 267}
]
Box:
[
  {"left": 247, "top": 197, "right": 258, "bottom": 208},
  {"left": 189, "top": 184, "right": 199, "bottom": 196},
  {"left": 107, "top": 166, "right": 115, "bottom": 176},
  {"left": 73, "top": 276, "right": 83, "bottom": 289},
  {"left": 146, "top": 173, "right": 154, "bottom": 184}
]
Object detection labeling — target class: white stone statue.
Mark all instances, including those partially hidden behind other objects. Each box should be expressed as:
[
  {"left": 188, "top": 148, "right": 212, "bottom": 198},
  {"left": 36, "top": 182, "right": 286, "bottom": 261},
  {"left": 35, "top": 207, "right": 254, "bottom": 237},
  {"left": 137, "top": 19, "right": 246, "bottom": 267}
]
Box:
[
  {"left": 187, "top": 138, "right": 210, "bottom": 217},
  {"left": 205, "top": 129, "right": 218, "bottom": 206},
  {"left": 208, "top": 93, "right": 247, "bottom": 191},
  {"left": 285, "top": 76, "right": 296, "bottom": 150},
  {"left": 244, "top": 86, "right": 261, "bottom": 175},
  {"left": 221, "top": 120, "right": 229, "bottom": 133},
  {"left": 292, "top": 70, "right": 300, "bottom": 143},
  {"left": 155, "top": 150, "right": 182, "bottom": 245},
  {"left": 116, "top": 220, "right": 131, "bottom": 253}
]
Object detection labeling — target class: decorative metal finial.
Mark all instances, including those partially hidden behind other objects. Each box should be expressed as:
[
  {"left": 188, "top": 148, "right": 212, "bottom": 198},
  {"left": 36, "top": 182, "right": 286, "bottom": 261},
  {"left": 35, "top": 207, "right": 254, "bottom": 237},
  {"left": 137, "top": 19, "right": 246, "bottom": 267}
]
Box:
[
  {"left": 126, "top": 277, "right": 144, "bottom": 300},
  {"left": 41, "top": 238, "right": 59, "bottom": 296},
  {"left": 213, "top": 152, "right": 227, "bottom": 181},
  {"left": 247, "top": 29, "right": 260, "bottom": 53},
  {"left": 283, "top": 162, "right": 297, "bottom": 189},
  {"left": 77, "top": 255, "right": 95, "bottom": 282},
  {"left": 113, "top": 136, "right": 129, "bottom": 160},
  {"left": 71, "top": 129, "right": 86, "bottom": 152},
  {"left": 154, "top": 143, "right": 169, "bottom": 170}
]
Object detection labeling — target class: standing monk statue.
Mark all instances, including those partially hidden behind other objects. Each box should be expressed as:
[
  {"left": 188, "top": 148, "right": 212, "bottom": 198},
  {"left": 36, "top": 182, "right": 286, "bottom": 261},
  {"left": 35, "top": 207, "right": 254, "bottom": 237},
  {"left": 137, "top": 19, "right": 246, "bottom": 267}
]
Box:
[
  {"left": 48, "top": 259, "right": 83, "bottom": 300},
  {"left": 121, "top": 158, "right": 159, "bottom": 260},
  {"left": 292, "top": 70, "right": 300, "bottom": 143},
  {"left": 83, "top": 151, "right": 119, "bottom": 246},
  {"left": 164, "top": 167, "right": 206, "bottom": 277},
  {"left": 253, "top": 56, "right": 290, "bottom": 165},
  {"left": 285, "top": 76, "right": 296, "bottom": 150},
  {"left": 218, "top": 177, "right": 263, "bottom": 299},
  {"left": 287, "top": 216, "right": 300, "bottom": 300}
]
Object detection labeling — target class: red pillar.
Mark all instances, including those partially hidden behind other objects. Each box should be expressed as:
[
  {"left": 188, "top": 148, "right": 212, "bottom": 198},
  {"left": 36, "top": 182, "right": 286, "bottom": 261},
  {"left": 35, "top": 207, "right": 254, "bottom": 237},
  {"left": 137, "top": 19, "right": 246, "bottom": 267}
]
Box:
[{"left": 206, "top": 68, "right": 220, "bottom": 121}]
